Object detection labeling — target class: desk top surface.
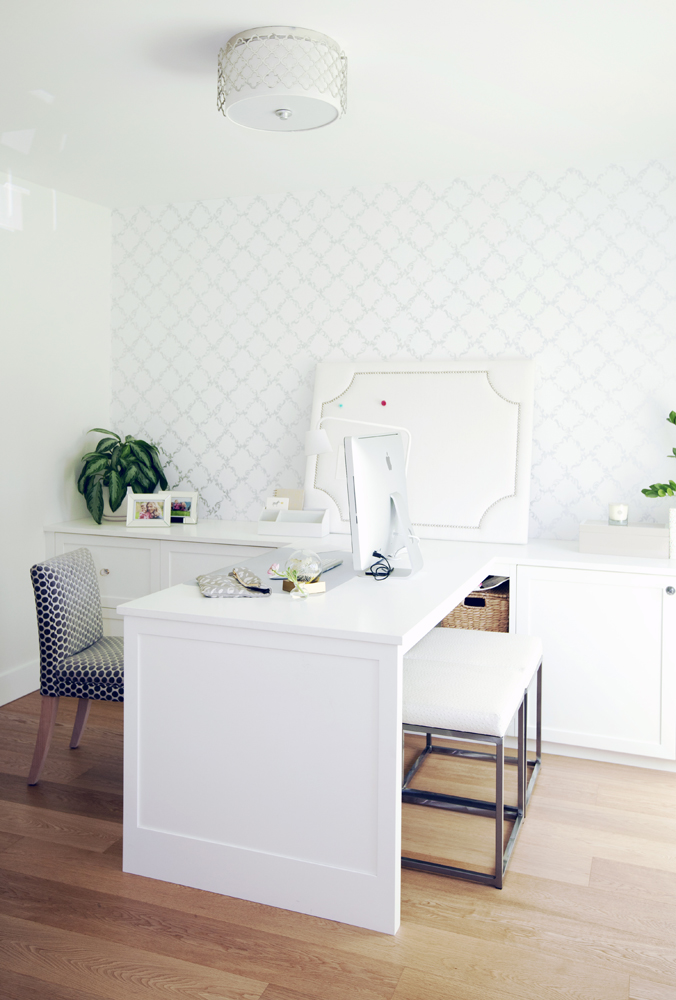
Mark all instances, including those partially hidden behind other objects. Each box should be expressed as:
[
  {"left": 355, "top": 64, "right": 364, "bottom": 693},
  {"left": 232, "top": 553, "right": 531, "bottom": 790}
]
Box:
[{"left": 112, "top": 527, "right": 676, "bottom": 649}]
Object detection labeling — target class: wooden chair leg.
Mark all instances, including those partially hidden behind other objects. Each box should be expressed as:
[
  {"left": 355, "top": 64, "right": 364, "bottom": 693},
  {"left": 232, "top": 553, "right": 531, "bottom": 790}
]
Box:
[
  {"left": 70, "top": 698, "right": 92, "bottom": 749},
  {"left": 28, "top": 695, "right": 60, "bottom": 785}
]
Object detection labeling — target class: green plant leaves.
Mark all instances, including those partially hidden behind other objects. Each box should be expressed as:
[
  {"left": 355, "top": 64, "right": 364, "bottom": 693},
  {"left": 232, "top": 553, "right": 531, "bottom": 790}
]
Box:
[
  {"left": 78, "top": 429, "right": 169, "bottom": 521},
  {"left": 85, "top": 479, "right": 104, "bottom": 524},
  {"left": 95, "top": 436, "right": 119, "bottom": 453},
  {"left": 642, "top": 411, "right": 676, "bottom": 498},
  {"left": 82, "top": 455, "right": 110, "bottom": 477},
  {"left": 88, "top": 427, "right": 121, "bottom": 439},
  {"left": 123, "top": 464, "right": 140, "bottom": 486},
  {"left": 139, "top": 466, "right": 158, "bottom": 491},
  {"left": 642, "top": 482, "right": 676, "bottom": 498},
  {"left": 130, "top": 442, "right": 152, "bottom": 468},
  {"left": 108, "top": 469, "right": 126, "bottom": 511}
]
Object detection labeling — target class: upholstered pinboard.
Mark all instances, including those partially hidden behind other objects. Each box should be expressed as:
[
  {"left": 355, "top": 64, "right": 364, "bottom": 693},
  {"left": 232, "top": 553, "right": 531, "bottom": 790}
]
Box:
[
  {"left": 304, "top": 359, "right": 534, "bottom": 543},
  {"left": 30, "top": 547, "right": 123, "bottom": 701}
]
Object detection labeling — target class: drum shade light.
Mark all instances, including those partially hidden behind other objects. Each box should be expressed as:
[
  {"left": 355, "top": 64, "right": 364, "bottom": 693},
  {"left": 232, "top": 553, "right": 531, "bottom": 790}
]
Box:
[{"left": 217, "top": 26, "right": 347, "bottom": 132}]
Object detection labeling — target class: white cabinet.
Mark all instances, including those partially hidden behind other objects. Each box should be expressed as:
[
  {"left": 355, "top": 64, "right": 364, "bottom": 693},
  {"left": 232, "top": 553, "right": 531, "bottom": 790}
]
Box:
[
  {"left": 516, "top": 565, "right": 676, "bottom": 759},
  {"left": 161, "top": 541, "right": 267, "bottom": 588},
  {"left": 47, "top": 525, "right": 276, "bottom": 637},
  {"left": 53, "top": 532, "right": 162, "bottom": 637},
  {"left": 53, "top": 532, "right": 161, "bottom": 606}
]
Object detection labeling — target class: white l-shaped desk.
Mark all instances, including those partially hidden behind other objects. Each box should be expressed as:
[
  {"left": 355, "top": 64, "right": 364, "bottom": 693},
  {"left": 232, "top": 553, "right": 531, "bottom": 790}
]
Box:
[
  {"left": 118, "top": 533, "right": 676, "bottom": 935},
  {"left": 119, "top": 536, "right": 513, "bottom": 935}
]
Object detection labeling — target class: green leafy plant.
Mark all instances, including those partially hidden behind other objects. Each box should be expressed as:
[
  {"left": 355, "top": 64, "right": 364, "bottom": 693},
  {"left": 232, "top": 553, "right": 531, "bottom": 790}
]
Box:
[
  {"left": 77, "top": 428, "right": 168, "bottom": 524},
  {"left": 642, "top": 411, "right": 676, "bottom": 498}
]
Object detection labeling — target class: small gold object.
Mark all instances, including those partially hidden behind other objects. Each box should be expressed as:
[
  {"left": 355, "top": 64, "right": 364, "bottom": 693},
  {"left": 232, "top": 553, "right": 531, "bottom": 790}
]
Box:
[{"left": 282, "top": 579, "right": 326, "bottom": 594}]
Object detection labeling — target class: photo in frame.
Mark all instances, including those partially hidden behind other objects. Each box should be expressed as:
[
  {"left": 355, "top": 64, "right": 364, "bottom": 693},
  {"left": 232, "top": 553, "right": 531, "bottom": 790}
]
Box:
[
  {"left": 168, "top": 491, "right": 199, "bottom": 524},
  {"left": 126, "top": 492, "right": 171, "bottom": 527}
]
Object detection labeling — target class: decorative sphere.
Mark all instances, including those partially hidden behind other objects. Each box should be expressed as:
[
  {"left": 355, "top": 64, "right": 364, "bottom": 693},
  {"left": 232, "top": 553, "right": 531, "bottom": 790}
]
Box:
[{"left": 285, "top": 549, "right": 322, "bottom": 583}]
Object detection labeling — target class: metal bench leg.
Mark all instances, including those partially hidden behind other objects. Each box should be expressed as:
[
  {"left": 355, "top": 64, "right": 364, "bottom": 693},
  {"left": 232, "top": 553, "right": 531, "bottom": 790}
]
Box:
[{"left": 494, "top": 737, "right": 504, "bottom": 889}]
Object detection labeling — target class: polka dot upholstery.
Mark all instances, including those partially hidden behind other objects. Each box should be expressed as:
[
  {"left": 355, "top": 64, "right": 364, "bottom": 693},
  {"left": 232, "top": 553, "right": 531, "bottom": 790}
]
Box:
[{"left": 30, "top": 548, "right": 124, "bottom": 702}]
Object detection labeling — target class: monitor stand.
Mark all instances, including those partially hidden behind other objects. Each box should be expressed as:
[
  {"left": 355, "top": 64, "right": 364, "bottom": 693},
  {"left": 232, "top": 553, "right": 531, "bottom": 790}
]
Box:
[{"left": 387, "top": 491, "right": 424, "bottom": 577}]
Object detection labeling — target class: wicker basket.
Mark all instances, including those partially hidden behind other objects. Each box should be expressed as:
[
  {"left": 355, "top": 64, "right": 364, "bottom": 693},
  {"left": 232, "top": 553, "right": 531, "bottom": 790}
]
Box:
[{"left": 437, "top": 581, "right": 509, "bottom": 632}]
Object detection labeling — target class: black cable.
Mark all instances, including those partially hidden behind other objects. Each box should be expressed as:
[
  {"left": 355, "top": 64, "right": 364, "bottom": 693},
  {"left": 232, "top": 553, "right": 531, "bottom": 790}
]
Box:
[{"left": 365, "top": 551, "right": 393, "bottom": 580}]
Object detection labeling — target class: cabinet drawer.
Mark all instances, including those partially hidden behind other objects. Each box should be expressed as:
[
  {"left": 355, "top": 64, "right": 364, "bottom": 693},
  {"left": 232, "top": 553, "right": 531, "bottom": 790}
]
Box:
[
  {"left": 161, "top": 541, "right": 275, "bottom": 587},
  {"left": 53, "top": 533, "right": 161, "bottom": 608}
]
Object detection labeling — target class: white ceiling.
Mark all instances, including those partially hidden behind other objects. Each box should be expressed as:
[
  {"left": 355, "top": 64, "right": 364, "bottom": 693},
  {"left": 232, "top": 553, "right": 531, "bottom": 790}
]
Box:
[{"left": 2, "top": 0, "right": 676, "bottom": 208}]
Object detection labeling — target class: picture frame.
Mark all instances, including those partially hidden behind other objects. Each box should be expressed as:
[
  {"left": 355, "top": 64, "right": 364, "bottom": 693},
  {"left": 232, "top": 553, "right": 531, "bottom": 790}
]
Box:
[
  {"left": 126, "top": 492, "right": 171, "bottom": 527},
  {"left": 168, "top": 490, "right": 199, "bottom": 524}
]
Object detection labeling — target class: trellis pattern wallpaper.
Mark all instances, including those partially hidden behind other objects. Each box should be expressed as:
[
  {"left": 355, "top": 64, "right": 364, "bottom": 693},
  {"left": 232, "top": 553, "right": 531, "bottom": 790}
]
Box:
[{"left": 111, "top": 162, "right": 676, "bottom": 538}]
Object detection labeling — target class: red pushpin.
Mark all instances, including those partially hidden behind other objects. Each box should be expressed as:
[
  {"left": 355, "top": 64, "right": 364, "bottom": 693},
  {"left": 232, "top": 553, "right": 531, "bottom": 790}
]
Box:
[{"left": 381, "top": 400, "right": 387, "bottom": 406}]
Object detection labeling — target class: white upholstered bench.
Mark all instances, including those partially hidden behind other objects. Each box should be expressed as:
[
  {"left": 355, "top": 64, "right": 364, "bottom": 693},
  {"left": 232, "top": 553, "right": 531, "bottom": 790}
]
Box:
[{"left": 402, "top": 628, "right": 542, "bottom": 888}]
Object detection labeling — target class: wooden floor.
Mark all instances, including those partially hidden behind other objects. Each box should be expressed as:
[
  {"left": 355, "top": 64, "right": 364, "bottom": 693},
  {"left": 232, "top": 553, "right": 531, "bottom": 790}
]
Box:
[{"left": 1, "top": 694, "right": 676, "bottom": 1000}]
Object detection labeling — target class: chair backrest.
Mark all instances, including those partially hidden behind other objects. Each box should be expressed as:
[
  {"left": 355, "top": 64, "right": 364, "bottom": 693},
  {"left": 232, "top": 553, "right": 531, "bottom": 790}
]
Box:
[{"left": 30, "top": 548, "right": 104, "bottom": 680}]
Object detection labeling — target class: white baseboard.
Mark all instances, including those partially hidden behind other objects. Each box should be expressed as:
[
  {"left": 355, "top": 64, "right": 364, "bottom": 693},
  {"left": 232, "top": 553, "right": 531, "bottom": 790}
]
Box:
[{"left": 0, "top": 659, "right": 39, "bottom": 707}]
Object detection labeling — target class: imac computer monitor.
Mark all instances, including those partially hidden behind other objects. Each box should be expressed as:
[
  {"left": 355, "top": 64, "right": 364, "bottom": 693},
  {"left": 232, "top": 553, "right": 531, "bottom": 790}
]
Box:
[{"left": 344, "top": 432, "right": 423, "bottom": 577}]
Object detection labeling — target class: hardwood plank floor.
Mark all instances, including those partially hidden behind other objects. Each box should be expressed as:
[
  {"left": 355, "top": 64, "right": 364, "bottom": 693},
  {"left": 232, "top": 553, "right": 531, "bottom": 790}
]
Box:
[{"left": 1, "top": 692, "right": 676, "bottom": 999}]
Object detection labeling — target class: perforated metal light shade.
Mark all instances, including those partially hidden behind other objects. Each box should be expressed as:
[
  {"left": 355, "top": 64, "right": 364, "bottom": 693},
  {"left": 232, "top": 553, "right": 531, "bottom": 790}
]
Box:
[{"left": 217, "top": 27, "right": 347, "bottom": 132}]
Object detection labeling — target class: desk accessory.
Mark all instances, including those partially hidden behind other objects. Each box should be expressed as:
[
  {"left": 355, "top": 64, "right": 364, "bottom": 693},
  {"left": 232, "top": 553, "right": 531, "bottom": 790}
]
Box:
[
  {"left": 258, "top": 508, "right": 329, "bottom": 536},
  {"left": 167, "top": 490, "right": 198, "bottom": 523},
  {"left": 126, "top": 492, "right": 171, "bottom": 527},
  {"left": 608, "top": 503, "right": 628, "bottom": 526},
  {"left": 269, "top": 549, "right": 323, "bottom": 598},
  {"left": 579, "top": 520, "right": 669, "bottom": 558},
  {"left": 480, "top": 575, "right": 509, "bottom": 590},
  {"left": 197, "top": 566, "right": 270, "bottom": 598},
  {"left": 282, "top": 579, "right": 326, "bottom": 594},
  {"left": 437, "top": 580, "right": 509, "bottom": 632},
  {"left": 274, "top": 487, "right": 304, "bottom": 510}
]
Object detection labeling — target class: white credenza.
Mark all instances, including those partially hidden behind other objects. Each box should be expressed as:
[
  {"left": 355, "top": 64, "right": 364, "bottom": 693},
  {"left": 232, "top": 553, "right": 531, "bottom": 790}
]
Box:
[
  {"left": 515, "top": 564, "right": 676, "bottom": 761},
  {"left": 44, "top": 522, "right": 676, "bottom": 769},
  {"left": 44, "top": 520, "right": 278, "bottom": 636}
]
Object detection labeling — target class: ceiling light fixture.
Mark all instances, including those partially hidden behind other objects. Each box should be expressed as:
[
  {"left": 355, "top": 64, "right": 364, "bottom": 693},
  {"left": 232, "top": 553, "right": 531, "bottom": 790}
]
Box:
[{"left": 217, "top": 26, "right": 347, "bottom": 132}]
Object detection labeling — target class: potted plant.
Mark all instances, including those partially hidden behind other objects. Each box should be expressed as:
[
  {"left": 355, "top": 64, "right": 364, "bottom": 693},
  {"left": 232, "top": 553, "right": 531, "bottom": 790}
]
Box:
[
  {"left": 641, "top": 410, "right": 676, "bottom": 498},
  {"left": 77, "top": 428, "right": 168, "bottom": 524}
]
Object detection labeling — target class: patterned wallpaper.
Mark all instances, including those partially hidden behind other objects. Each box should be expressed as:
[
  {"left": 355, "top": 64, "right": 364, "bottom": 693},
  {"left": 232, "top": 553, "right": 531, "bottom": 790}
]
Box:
[{"left": 111, "top": 162, "right": 676, "bottom": 538}]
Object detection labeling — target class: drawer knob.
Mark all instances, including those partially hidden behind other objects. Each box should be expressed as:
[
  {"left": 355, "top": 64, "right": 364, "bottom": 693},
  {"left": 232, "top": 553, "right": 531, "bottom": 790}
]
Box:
[
  {"left": 100, "top": 568, "right": 110, "bottom": 576},
  {"left": 667, "top": 586, "right": 675, "bottom": 595}
]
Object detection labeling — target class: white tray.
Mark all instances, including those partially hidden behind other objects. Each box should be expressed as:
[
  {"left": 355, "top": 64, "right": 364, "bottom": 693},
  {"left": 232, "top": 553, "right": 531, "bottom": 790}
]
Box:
[
  {"left": 579, "top": 520, "right": 669, "bottom": 558},
  {"left": 258, "top": 509, "right": 330, "bottom": 537}
]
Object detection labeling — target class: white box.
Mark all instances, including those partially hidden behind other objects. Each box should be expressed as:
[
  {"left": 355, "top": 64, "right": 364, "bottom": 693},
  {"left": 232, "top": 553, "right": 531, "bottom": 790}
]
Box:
[
  {"left": 579, "top": 520, "right": 669, "bottom": 558},
  {"left": 258, "top": 509, "right": 330, "bottom": 537}
]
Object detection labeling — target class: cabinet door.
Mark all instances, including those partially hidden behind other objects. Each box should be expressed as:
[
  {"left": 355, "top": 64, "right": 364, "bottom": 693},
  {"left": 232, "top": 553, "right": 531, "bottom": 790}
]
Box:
[
  {"left": 160, "top": 541, "right": 276, "bottom": 588},
  {"left": 102, "top": 609, "right": 124, "bottom": 637},
  {"left": 53, "top": 533, "right": 161, "bottom": 609},
  {"left": 516, "top": 566, "right": 676, "bottom": 759}
]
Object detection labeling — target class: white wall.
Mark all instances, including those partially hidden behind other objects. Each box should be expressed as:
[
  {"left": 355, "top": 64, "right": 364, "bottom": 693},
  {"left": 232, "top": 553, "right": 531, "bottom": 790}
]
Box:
[
  {"left": 0, "top": 173, "right": 111, "bottom": 705},
  {"left": 111, "top": 162, "right": 676, "bottom": 538}
]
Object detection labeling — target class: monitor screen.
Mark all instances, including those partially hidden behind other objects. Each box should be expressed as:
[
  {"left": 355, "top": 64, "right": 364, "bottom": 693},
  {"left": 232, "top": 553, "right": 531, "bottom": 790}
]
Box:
[{"left": 345, "top": 432, "right": 422, "bottom": 576}]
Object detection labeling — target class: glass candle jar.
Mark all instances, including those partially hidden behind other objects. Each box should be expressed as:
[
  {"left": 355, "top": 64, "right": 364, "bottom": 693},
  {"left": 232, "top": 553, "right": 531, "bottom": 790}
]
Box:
[{"left": 608, "top": 503, "right": 629, "bottom": 526}]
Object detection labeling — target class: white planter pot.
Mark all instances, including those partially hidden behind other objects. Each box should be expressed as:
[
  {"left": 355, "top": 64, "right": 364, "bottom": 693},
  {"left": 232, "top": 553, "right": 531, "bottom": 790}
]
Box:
[{"left": 102, "top": 487, "right": 128, "bottom": 522}]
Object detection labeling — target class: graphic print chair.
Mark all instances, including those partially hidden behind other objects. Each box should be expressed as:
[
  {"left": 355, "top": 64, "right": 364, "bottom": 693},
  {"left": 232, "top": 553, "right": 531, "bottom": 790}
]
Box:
[
  {"left": 28, "top": 547, "right": 124, "bottom": 785},
  {"left": 402, "top": 628, "right": 542, "bottom": 888}
]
